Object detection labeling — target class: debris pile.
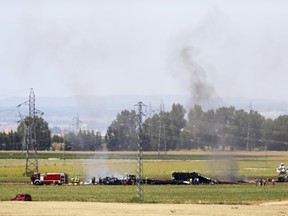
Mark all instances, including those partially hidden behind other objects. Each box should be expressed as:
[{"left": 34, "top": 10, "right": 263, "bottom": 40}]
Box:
[
  {"left": 172, "top": 172, "right": 219, "bottom": 184},
  {"left": 98, "top": 174, "right": 136, "bottom": 185},
  {"left": 93, "top": 172, "right": 220, "bottom": 185}
]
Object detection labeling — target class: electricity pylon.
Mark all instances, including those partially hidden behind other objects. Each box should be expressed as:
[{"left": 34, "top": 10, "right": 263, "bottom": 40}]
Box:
[
  {"left": 18, "top": 88, "right": 41, "bottom": 177},
  {"left": 158, "top": 100, "right": 167, "bottom": 158},
  {"left": 135, "top": 101, "right": 146, "bottom": 201},
  {"left": 246, "top": 103, "right": 252, "bottom": 151}
]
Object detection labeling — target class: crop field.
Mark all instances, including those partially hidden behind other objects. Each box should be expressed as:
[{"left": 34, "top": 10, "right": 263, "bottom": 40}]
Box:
[
  {"left": 1, "top": 151, "right": 288, "bottom": 216},
  {"left": 0, "top": 150, "right": 285, "bottom": 182}
]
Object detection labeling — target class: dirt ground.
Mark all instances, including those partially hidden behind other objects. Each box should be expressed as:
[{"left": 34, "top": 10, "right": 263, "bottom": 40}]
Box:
[{"left": 1, "top": 201, "right": 288, "bottom": 216}]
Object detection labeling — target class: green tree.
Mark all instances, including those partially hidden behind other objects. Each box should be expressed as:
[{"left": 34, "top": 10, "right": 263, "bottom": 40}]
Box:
[
  {"left": 144, "top": 114, "right": 161, "bottom": 151},
  {"left": 185, "top": 105, "right": 206, "bottom": 150},
  {"left": 268, "top": 115, "right": 288, "bottom": 150},
  {"left": 61, "top": 130, "right": 103, "bottom": 151},
  {"left": 93, "top": 130, "right": 103, "bottom": 151},
  {"left": 51, "top": 134, "right": 64, "bottom": 143},
  {"left": 165, "top": 103, "right": 186, "bottom": 150},
  {"left": 17, "top": 116, "right": 51, "bottom": 150},
  {"left": 105, "top": 110, "right": 138, "bottom": 151},
  {"left": 79, "top": 130, "right": 103, "bottom": 151}
]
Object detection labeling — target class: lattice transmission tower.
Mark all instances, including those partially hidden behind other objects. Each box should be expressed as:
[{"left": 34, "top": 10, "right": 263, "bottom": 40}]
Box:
[
  {"left": 246, "top": 103, "right": 252, "bottom": 151},
  {"left": 158, "top": 100, "right": 167, "bottom": 158},
  {"left": 73, "top": 113, "right": 82, "bottom": 132},
  {"left": 135, "top": 101, "right": 146, "bottom": 201},
  {"left": 18, "top": 88, "right": 42, "bottom": 176}
]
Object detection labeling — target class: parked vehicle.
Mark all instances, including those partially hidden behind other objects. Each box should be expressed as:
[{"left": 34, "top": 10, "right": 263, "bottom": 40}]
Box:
[
  {"left": 31, "top": 172, "right": 68, "bottom": 185},
  {"left": 11, "top": 194, "right": 32, "bottom": 201}
]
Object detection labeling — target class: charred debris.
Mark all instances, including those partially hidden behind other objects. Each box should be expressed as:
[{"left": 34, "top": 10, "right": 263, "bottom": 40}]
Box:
[{"left": 93, "top": 172, "right": 244, "bottom": 185}]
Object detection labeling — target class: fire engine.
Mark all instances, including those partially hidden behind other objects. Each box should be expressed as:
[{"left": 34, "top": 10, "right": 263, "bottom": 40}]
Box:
[{"left": 31, "top": 172, "right": 68, "bottom": 185}]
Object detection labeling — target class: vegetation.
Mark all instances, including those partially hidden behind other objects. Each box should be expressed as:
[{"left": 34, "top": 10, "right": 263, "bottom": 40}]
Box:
[
  {"left": 0, "top": 131, "right": 21, "bottom": 150},
  {"left": 1, "top": 150, "right": 284, "bottom": 180},
  {"left": 17, "top": 116, "right": 51, "bottom": 150},
  {"left": 63, "top": 130, "right": 103, "bottom": 151},
  {"left": 105, "top": 104, "right": 288, "bottom": 151},
  {"left": 1, "top": 104, "right": 288, "bottom": 151},
  {"left": 2, "top": 183, "right": 288, "bottom": 204},
  {"left": 0, "top": 151, "right": 287, "bottom": 204}
]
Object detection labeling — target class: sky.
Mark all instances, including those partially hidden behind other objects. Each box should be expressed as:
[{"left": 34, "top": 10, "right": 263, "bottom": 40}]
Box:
[{"left": 1, "top": 0, "right": 288, "bottom": 104}]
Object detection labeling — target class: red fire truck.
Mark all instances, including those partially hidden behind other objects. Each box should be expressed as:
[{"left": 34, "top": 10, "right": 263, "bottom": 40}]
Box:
[{"left": 31, "top": 172, "right": 68, "bottom": 185}]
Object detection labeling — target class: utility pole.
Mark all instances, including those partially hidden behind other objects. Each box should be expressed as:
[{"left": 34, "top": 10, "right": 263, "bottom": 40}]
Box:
[
  {"left": 135, "top": 101, "right": 146, "bottom": 201},
  {"left": 18, "top": 88, "right": 39, "bottom": 177},
  {"left": 158, "top": 100, "right": 166, "bottom": 158},
  {"left": 246, "top": 103, "right": 252, "bottom": 151},
  {"left": 62, "top": 130, "right": 66, "bottom": 165},
  {"left": 73, "top": 113, "right": 82, "bottom": 132}
]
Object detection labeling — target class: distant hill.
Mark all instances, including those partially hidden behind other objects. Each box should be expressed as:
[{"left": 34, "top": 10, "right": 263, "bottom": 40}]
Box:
[{"left": 1, "top": 95, "right": 288, "bottom": 133}]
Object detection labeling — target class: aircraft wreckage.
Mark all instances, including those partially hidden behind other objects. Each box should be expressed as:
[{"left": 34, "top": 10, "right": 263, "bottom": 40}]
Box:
[{"left": 91, "top": 172, "right": 238, "bottom": 185}]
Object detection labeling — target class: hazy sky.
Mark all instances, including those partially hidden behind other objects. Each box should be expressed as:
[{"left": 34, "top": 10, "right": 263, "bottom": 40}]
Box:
[{"left": 1, "top": 0, "right": 288, "bottom": 103}]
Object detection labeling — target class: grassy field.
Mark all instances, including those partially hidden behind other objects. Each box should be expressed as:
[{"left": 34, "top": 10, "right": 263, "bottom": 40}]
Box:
[
  {"left": 2, "top": 183, "right": 288, "bottom": 204},
  {"left": 1, "top": 150, "right": 288, "bottom": 204}
]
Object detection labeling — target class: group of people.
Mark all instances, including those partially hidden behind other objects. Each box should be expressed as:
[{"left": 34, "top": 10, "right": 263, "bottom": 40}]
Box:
[
  {"left": 254, "top": 162, "right": 288, "bottom": 186},
  {"left": 255, "top": 178, "right": 275, "bottom": 186},
  {"left": 70, "top": 176, "right": 80, "bottom": 185},
  {"left": 189, "top": 177, "right": 200, "bottom": 185}
]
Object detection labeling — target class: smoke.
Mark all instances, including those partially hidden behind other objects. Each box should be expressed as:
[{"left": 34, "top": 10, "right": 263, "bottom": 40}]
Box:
[
  {"left": 86, "top": 158, "right": 124, "bottom": 180},
  {"left": 208, "top": 152, "right": 239, "bottom": 182},
  {"left": 85, "top": 146, "right": 134, "bottom": 181},
  {"left": 173, "top": 45, "right": 240, "bottom": 182},
  {"left": 169, "top": 7, "right": 240, "bottom": 181},
  {"left": 168, "top": 6, "right": 230, "bottom": 108},
  {"left": 179, "top": 47, "right": 216, "bottom": 105}
]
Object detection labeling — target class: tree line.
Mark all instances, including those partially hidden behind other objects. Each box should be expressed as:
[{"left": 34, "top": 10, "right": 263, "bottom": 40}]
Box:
[
  {"left": 1, "top": 103, "right": 288, "bottom": 151},
  {"left": 104, "top": 104, "right": 288, "bottom": 151}
]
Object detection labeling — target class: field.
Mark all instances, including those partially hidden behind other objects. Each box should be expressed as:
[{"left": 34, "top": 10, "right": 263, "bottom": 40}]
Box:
[
  {"left": 2, "top": 201, "right": 288, "bottom": 216},
  {"left": 1, "top": 150, "right": 288, "bottom": 216}
]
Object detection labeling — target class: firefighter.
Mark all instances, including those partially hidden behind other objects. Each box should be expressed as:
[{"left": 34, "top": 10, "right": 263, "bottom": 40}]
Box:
[
  {"left": 30, "top": 174, "right": 36, "bottom": 185},
  {"left": 193, "top": 178, "right": 199, "bottom": 185},
  {"left": 259, "top": 178, "right": 263, "bottom": 186},
  {"left": 255, "top": 178, "right": 259, "bottom": 186},
  {"left": 91, "top": 177, "right": 96, "bottom": 185},
  {"left": 75, "top": 176, "right": 80, "bottom": 185}
]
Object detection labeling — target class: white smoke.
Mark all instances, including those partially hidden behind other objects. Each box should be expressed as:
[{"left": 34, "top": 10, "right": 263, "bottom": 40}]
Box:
[{"left": 85, "top": 146, "right": 135, "bottom": 181}]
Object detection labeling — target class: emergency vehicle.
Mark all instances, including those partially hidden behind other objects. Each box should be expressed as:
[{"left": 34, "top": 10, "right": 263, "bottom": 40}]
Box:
[{"left": 31, "top": 172, "right": 68, "bottom": 185}]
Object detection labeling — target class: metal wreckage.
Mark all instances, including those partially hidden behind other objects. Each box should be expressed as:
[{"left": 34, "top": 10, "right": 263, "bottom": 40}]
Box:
[
  {"left": 95, "top": 172, "right": 222, "bottom": 185},
  {"left": 30, "top": 172, "right": 246, "bottom": 186}
]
